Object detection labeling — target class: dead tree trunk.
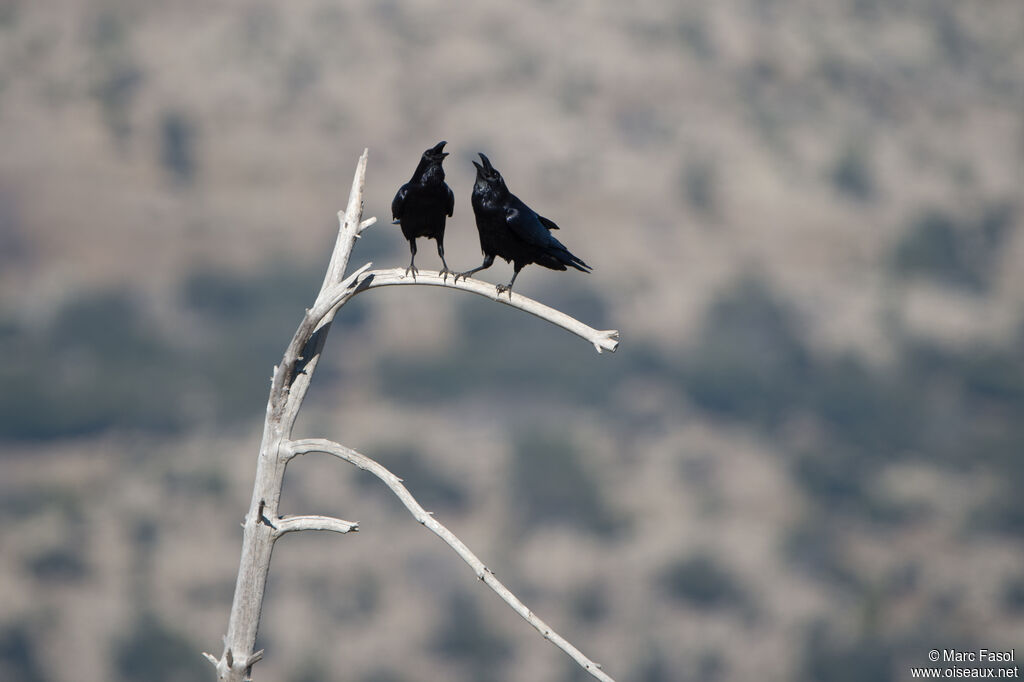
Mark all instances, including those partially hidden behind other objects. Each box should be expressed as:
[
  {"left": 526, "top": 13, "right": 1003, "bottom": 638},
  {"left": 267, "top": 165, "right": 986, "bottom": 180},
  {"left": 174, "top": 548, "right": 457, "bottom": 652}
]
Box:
[{"left": 206, "top": 150, "right": 620, "bottom": 682}]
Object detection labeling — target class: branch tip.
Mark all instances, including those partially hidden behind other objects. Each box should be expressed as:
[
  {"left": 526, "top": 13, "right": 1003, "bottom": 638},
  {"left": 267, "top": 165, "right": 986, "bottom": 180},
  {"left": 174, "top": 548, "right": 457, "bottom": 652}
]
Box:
[
  {"left": 592, "top": 329, "right": 620, "bottom": 354},
  {"left": 203, "top": 652, "right": 218, "bottom": 667}
]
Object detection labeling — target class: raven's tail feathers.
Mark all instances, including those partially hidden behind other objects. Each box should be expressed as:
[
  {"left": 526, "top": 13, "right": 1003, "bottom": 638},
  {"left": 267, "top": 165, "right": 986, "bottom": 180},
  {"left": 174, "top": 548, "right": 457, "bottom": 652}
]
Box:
[
  {"left": 547, "top": 234, "right": 592, "bottom": 273},
  {"left": 564, "top": 251, "right": 592, "bottom": 273},
  {"left": 549, "top": 246, "right": 591, "bottom": 273}
]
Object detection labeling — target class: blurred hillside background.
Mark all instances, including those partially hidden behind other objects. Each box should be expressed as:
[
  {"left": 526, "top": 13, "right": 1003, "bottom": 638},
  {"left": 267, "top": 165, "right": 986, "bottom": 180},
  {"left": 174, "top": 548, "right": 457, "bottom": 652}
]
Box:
[{"left": 1, "top": 1, "right": 1023, "bottom": 681}]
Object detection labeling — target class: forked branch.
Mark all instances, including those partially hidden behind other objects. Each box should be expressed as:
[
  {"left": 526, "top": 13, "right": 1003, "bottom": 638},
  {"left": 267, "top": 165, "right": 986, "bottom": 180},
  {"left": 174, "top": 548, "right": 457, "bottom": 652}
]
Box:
[
  {"left": 208, "top": 149, "right": 620, "bottom": 682},
  {"left": 286, "top": 438, "right": 616, "bottom": 682}
]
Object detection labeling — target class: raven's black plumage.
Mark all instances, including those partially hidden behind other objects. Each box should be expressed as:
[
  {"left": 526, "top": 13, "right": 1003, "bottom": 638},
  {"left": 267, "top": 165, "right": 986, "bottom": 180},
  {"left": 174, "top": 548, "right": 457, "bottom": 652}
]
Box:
[
  {"left": 391, "top": 140, "right": 455, "bottom": 277},
  {"left": 455, "top": 153, "right": 591, "bottom": 295}
]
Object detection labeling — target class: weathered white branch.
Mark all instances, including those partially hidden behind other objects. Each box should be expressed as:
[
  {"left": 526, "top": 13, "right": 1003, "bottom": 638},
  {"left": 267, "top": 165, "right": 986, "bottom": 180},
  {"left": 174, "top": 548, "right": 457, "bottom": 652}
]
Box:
[
  {"left": 273, "top": 515, "right": 359, "bottom": 537},
  {"left": 207, "top": 150, "right": 373, "bottom": 682},
  {"left": 349, "top": 268, "right": 620, "bottom": 353},
  {"left": 286, "top": 438, "right": 616, "bottom": 682},
  {"left": 324, "top": 150, "right": 370, "bottom": 287},
  {"left": 210, "top": 149, "right": 620, "bottom": 682}
]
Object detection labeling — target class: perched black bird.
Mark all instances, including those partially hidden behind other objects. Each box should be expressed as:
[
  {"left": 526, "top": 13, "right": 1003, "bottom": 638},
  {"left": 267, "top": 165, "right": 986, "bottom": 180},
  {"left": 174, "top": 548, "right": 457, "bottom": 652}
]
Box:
[
  {"left": 391, "top": 140, "right": 455, "bottom": 277},
  {"left": 455, "top": 153, "right": 591, "bottom": 295}
]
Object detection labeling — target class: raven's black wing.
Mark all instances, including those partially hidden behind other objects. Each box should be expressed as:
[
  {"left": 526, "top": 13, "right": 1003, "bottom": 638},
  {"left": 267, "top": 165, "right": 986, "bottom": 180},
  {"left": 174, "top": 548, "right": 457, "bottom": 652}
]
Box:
[
  {"left": 505, "top": 205, "right": 555, "bottom": 248},
  {"left": 537, "top": 215, "right": 560, "bottom": 230},
  {"left": 445, "top": 184, "right": 455, "bottom": 218},
  {"left": 506, "top": 197, "right": 592, "bottom": 273},
  {"left": 391, "top": 184, "right": 409, "bottom": 221}
]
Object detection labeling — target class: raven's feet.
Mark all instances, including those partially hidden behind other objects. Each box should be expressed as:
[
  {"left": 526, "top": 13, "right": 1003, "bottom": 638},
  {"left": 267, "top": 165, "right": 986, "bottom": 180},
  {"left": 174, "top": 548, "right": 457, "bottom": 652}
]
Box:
[
  {"left": 404, "top": 264, "right": 419, "bottom": 280},
  {"left": 453, "top": 270, "right": 472, "bottom": 284},
  {"left": 438, "top": 267, "right": 451, "bottom": 282},
  {"left": 495, "top": 283, "right": 514, "bottom": 298}
]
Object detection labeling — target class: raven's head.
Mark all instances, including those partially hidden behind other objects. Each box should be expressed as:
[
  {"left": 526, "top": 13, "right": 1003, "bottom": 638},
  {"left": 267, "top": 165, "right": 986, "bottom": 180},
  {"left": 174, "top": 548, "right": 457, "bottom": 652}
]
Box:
[
  {"left": 472, "top": 152, "right": 504, "bottom": 186},
  {"left": 412, "top": 141, "right": 448, "bottom": 183},
  {"left": 423, "top": 140, "right": 449, "bottom": 162},
  {"left": 472, "top": 152, "right": 507, "bottom": 197}
]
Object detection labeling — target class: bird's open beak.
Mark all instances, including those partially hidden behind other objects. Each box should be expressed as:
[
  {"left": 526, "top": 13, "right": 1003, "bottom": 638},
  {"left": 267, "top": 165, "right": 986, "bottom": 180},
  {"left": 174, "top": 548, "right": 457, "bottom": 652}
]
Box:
[
  {"left": 429, "top": 140, "right": 448, "bottom": 156},
  {"left": 472, "top": 160, "right": 483, "bottom": 172},
  {"left": 478, "top": 153, "right": 493, "bottom": 171}
]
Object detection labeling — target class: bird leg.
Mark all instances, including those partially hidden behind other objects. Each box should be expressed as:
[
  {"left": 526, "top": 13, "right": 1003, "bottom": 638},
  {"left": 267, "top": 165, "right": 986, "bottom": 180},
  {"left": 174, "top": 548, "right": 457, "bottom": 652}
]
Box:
[
  {"left": 453, "top": 254, "right": 495, "bottom": 283},
  {"left": 495, "top": 269, "right": 521, "bottom": 298},
  {"left": 436, "top": 241, "right": 451, "bottom": 281},
  {"left": 405, "top": 240, "right": 418, "bottom": 280}
]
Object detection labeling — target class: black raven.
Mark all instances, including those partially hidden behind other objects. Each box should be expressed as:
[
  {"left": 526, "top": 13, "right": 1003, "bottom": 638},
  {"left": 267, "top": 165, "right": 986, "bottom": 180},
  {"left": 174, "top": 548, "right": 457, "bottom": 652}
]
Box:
[
  {"left": 391, "top": 140, "right": 455, "bottom": 278},
  {"left": 455, "top": 153, "right": 591, "bottom": 295}
]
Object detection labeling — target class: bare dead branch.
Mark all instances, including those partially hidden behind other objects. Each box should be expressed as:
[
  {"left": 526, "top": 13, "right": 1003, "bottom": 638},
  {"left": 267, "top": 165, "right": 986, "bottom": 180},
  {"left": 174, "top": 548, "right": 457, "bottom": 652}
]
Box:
[
  {"left": 208, "top": 150, "right": 374, "bottom": 682},
  {"left": 286, "top": 438, "right": 616, "bottom": 682},
  {"left": 323, "top": 149, "right": 370, "bottom": 287},
  {"left": 273, "top": 515, "right": 359, "bottom": 537},
  {"left": 349, "top": 268, "right": 620, "bottom": 353}
]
